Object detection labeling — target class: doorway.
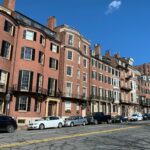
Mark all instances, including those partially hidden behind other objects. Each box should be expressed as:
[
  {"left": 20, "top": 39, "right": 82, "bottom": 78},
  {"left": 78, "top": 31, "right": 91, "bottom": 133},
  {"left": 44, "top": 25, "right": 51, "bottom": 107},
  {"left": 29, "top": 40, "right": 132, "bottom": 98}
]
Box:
[{"left": 48, "top": 101, "right": 57, "bottom": 116}]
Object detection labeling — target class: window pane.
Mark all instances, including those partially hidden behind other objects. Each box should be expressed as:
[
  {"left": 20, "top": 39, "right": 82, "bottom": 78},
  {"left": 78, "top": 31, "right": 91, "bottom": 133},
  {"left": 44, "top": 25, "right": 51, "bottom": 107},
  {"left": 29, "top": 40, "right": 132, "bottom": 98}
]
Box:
[
  {"left": 21, "top": 71, "right": 30, "bottom": 90},
  {"left": 19, "top": 96, "right": 28, "bottom": 111}
]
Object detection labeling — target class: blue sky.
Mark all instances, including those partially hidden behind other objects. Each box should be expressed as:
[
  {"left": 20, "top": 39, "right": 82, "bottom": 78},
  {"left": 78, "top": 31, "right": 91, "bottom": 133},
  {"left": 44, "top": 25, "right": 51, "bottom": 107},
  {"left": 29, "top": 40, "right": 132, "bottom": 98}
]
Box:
[{"left": 1, "top": 0, "right": 150, "bottom": 65}]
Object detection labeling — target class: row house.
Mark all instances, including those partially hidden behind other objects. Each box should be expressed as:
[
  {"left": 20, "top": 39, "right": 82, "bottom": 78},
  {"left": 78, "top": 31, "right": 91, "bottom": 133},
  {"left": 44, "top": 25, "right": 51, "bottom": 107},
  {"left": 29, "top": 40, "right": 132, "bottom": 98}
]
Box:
[
  {"left": 138, "top": 75, "right": 150, "bottom": 113},
  {"left": 55, "top": 24, "right": 90, "bottom": 118},
  {"left": 90, "top": 48, "right": 120, "bottom": 116},
  {"left": 0, "top": 1, "right": 61, "bottom": 124},
  {"left": 106, "top": 53, "right": 140, "bottom": 117}
]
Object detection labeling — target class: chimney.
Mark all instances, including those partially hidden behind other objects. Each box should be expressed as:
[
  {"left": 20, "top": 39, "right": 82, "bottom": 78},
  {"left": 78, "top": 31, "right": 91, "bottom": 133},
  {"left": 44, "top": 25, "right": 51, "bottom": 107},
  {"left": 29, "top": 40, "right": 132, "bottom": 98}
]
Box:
[
  {"left": 3, "top": 0, "right": 16, "bottom": 11},
  {"left": 105, "top": 50, "right": 110, "bottom": 58},
  {"left": 94, "top": 44, "right": 101, "bottom": 57},
  {"left": 114, "top": 53, "right": 120, "bottom": 58},
  {"left": 48, "top": 16, "right": 56, "bottom": 30}
]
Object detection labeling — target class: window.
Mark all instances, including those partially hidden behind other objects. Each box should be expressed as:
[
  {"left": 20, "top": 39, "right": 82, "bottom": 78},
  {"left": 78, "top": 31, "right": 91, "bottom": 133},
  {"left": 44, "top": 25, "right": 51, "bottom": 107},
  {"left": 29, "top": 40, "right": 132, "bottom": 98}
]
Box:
[
  {"left": 48, "top": 78, "right": 57, "bottom": 96},
  {"left": 76, "top": 102, "right": 80, "bottom": 111},
  {"left": 18, "top": 96, "right": 28, "bottom": 111},
  {"left": 21, "top": 47, "right": 35, "bottom": 60},
  {"left": 19, "top": 70, "right": 33, "bottom": 91},
  {"left": 77, "top": 55, "right": 80, "bottom": 64},
  {"left": 78, "top": 41, "right": 81, "bottom": 49},
  {"left": 38, "top": 51, "right": 44, "bottom": 65},
  {"left": 77, "top": 69, "right": 80, "bottom": 79},
  {"left": 92, "top": 71, "right": 97, "bottom": 80},
  {"left": 67, "top": 51, "right": 73, "bottom": 60},
  {"left": 84, "top": 45, "right": 87, "bottom": 55},
  {"left": 4, "top": 20, "right": 15, "bottom": 36},
  {"left": 83, "top": 87, "right": 87, "bottom": 98},
  {"left": 23, "top": 30, "right": 36, "bottom": 41},
  {"left": 40, "top": 35, "right": 45, "bottom": 46},
  {"left": 83, "top": 73, "right": 87, "bottom": 82},
  {"left": 34, "top": 100, "right": 41, "bottom": 112},
  {"left": 92, "top": 86, "right": 97, "bottom": 96},
  {"left": 49, "top": 58, "right": 58, "bottom": 69},
  {"left": 92, "top": 59, "right": 97, "bottom": 67},
  {"left": 83, "top": 59, "right": 87, "bottom": 68},
  {"left": 66, "top": 82, "right": 72, "bottom": 97},
  {"left": 50, "top": 43, "right": 59, "bottom": 53},
  {"left": 0, "top": 40, "right": 12, "bottom": 59},
  {"left": 36, "top": 74, "right": 43, "bottom": 93},
  {"left": 77, "top": 85, "right": 80, "bottom": 98},
  {"left": 0, "top": 70, "right": 8, "bottom": 92},
  {"left": 68, "top": 34, "right": 74, "bottom": 45},
  {"left": 67, "top": 66, "right": 72, "bottom": 76},
  {"left": 98, "top": 74, "right": 102, "bottom": 81},
  {"left": 65, "top": 101, "right": 71, "bottom": 111}
]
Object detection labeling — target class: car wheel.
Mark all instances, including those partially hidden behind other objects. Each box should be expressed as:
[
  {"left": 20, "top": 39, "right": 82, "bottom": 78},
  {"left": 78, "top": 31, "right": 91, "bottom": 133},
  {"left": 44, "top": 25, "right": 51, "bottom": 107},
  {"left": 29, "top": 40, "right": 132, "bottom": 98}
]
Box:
[
  {"left": 39, "top": 124, "right": 45, "bottom": 130},
  {"left": 70, "top": 122, "right": 74, "bottom": 127},
  {"left": 94, "top": 120, "right": 98, "bottom": 125},
  {"left": 82, "top": 121, "right": 86, "bottom": 126},
  {"left": 58, "top": 123, "right": 62, "bottom": 128},
  {"left": 7, "top": 125, "right": 15, "bottom": 133},
  {"left": 107, "top": 119, "right": 112, "bottom": 124}
]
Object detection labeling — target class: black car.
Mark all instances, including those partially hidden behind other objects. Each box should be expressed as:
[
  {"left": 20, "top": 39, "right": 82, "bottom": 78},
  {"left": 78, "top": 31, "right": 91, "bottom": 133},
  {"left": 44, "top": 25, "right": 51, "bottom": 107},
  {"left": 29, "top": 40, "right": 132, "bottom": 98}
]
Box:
[
  {"left": 86, "top": 112, "right": 112, "bottom": 125},
  {"left": 143, "top": 113, "right": 150, "bottom": 120},
  {"left": 0, "top": 115, "right": 18, "bottom": 133},
  {"left": 112, "top": 115, "right": 128, "bottom": 123}
]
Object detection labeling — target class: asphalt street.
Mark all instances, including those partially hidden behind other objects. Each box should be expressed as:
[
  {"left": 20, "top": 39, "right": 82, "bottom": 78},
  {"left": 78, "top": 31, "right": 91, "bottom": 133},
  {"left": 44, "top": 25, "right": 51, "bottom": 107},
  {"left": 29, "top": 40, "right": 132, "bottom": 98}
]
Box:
[{"left": 0, "top": 121, "right": 150, "bottom": 150}]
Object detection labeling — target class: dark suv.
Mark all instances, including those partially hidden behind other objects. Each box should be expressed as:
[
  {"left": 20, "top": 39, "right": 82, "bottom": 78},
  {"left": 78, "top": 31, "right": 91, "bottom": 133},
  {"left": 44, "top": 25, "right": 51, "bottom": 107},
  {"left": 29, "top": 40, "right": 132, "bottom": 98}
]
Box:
[{"left": 0, "top": 115, "right": 18, "bottom": 133}]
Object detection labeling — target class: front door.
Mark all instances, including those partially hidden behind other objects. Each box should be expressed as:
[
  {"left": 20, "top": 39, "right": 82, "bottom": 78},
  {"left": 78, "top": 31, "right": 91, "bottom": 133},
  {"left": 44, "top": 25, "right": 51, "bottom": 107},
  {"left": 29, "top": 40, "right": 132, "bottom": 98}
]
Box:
[{"left": 48, "top": 101, "right": 57, "bottom": 116}]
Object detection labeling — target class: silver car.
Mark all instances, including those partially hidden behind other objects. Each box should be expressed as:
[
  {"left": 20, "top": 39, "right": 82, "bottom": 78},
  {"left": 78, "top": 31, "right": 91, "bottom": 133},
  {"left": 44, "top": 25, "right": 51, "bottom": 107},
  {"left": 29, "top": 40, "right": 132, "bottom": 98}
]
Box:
[{"left": 64, "top": 116, "right": 87, "bottom": 127}]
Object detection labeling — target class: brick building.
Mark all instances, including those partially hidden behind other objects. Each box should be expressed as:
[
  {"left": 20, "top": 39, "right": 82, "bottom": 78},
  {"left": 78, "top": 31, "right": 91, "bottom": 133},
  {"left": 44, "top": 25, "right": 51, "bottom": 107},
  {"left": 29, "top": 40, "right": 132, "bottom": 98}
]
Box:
[
  {"left": 0, "top": 0, "right": 150, "bottom": 126},
  {"left": 55, "top": 24, "right": 90, "bottom": 118},
  {"left": 0, "top": 0, "right": 61, "bottom": 124},
  {"left": 135, "top": 63, "right": 150, "bottom": 76}
]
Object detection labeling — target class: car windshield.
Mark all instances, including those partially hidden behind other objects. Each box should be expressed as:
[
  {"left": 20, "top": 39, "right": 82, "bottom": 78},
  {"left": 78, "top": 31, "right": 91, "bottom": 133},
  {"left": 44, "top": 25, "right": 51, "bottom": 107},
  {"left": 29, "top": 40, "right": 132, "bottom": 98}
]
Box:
[
  {"left": 67, "top": 117, "right": 76, "bottom": 120},
  {"left": 132, "top": 114, "right": 137, "bottom": 116},
  {"left": 36, "top": 117, "right": 49, "bottom": 121}
]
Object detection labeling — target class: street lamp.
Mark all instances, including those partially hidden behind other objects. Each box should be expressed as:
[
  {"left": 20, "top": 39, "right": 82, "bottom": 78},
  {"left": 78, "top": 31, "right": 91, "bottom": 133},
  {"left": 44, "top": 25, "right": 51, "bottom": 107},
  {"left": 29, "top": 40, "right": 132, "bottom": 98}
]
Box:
[{"left": 5, "top": 93, "right": 11, "bottom": 116}]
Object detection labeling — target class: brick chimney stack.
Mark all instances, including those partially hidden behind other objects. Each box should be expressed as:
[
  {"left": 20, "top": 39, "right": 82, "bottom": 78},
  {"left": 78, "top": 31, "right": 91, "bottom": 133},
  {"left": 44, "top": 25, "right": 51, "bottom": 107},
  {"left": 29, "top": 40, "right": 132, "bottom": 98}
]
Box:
[
  {"left": 94, "top": 44, "right": 101, "bottom": 57},
  {"left": 114, "top": 53, "right": 120, "bottom": 58},
  {"left": 105, "top": 50, "right": 110, "bottom": 58},
  {"left": 48, "top": 16, "right": 56, "bottom": 30},
  {"left": 3, "top": 0, "right": 16, "bottom": 11}
]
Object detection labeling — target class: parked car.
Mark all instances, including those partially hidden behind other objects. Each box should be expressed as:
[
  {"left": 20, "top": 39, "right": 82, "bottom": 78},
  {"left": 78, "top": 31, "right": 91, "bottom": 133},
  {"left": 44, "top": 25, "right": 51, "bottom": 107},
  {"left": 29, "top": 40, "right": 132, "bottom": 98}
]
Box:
[
  {"left": 28, "top": 116, "right": 64, "bottom": 130},
  {"left": 112, "top": 115, "right": 128, "bottom": 123},
  {"left": 143, "top": 113, "right": 150, "bottom": 120},
  {"left": 0, "top": 115, "right": 18, "bottom": 133},
  {"left": 130, "top": 113, "right": 143, "bottom": 121},
  {"left": 64, "top": 116, "right": 87, "bottom": 127},
  {"left": 86, "top": 112, "right": 112, "bottom": 125}
]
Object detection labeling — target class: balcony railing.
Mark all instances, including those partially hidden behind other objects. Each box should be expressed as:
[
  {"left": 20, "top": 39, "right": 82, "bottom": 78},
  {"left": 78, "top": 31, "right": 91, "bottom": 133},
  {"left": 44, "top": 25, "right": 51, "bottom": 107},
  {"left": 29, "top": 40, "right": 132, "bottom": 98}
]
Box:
[
  {"left": 120, "top": 84, "right": 132, "bottom": 91},
  {"left": 90, "top": 95, "right": 114, "bottom": 102},
  {"left": 61, "top": 92, "right": 88, "bottom": 100},
  {"left": 11, "top": 85, "right": 48, "bottom": 96}
]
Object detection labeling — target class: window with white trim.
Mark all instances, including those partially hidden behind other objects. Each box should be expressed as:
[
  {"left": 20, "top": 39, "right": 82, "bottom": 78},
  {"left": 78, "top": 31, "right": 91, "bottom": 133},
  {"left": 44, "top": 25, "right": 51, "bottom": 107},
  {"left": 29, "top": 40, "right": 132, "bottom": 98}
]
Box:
[
  {"left": 67, "top": 66, "right": 72, "bottom": 76},
  {"left": 1, "top": 40, "right": 12, "bottom": 60},
  {"left": 68, "top": 34, "right": 74, "bottom": 45},
  {"left": 65, "top": 101, "right": 71, "bottom": 110},
  {"left": 4, "top": 20, "right": 15, "bottom": 36},
  {"left": 19, "top": 96, "right": 28, "bottom": 111},
  {"left": 67, "top": 51, "right": 73, "bottom": 60},
  {"left": 83, "top": 58, "right": 87, "bottom": 68},
  {"left": 21, "top": 47, "right": 35, "bottom": 60},
  {"left": 66, "top": 82, "right": 72, "bottom": 97},
  {"left": 23, "top": 30, "right": 36, "bottom": 41},
  {"left": 83, "top": 73, "right": 87, "bottom": 82}
]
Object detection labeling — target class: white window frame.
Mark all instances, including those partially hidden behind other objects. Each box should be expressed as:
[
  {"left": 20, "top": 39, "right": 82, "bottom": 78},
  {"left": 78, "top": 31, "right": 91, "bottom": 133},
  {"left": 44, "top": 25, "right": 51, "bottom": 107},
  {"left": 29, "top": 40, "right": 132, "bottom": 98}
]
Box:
[
  {"left": 67, "top": 50, "right": 73, "bottom": 60},
  {"left": 66, "top": 66, "right": 73, "bottom": 77}
]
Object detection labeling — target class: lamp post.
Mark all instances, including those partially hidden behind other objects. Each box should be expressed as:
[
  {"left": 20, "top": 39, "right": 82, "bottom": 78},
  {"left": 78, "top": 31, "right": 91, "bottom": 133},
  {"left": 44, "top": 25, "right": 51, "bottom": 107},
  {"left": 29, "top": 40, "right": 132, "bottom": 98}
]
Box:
[{"left": 5, "top": 93, "right": 11, "bottom": 116}]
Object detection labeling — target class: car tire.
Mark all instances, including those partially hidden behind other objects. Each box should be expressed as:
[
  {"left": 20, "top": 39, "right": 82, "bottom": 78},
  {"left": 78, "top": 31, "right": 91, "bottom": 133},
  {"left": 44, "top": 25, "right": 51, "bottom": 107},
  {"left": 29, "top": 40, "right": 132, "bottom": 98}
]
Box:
[
  {"left": 7, "top": 125, "right": 15, "bottom": 133},
  {"left": 58, "top": 123, "right": 62, "bottom": 128},
  {"left": 82, "top": 121, "right": 86, "bottom": 126},
  {"left": 94, "top": 120, "right": 98, "bottom": 125},
  {"left": 39, "top": 124, "right": 45, "bottom": 130},
  {"left": 70, "top": 122, "right": 74, "bottom": 127},
  {"left": 107, "top": 119, "right": 112, "bottom": 124}
]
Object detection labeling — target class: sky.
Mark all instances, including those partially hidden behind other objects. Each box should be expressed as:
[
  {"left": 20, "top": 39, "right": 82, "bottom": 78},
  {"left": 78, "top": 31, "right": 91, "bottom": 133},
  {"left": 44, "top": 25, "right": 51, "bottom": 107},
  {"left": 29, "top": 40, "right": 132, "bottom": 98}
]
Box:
[{"left": 0, "top": 0, "right": 150, "bottom": 65}]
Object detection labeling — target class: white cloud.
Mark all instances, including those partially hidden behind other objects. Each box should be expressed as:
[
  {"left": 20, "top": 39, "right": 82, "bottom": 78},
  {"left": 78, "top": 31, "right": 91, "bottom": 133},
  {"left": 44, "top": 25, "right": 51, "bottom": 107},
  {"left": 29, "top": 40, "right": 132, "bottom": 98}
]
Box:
[{"left": 105, "top": 0, "right": 122, "bottom": 14}]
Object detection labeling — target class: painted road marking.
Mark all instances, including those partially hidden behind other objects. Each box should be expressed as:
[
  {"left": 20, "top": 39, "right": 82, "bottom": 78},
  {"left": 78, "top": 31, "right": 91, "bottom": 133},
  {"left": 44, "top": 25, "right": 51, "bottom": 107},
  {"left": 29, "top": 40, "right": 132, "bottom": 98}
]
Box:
[{"left": 0, "top": 126, "right": 142, "bottom": 149}]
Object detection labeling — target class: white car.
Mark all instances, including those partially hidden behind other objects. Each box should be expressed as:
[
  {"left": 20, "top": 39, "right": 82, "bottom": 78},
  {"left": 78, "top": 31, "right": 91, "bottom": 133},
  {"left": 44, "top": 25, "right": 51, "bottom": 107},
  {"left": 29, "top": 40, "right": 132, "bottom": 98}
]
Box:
[
  {"left": 28, "top": 116, "right": 64, "bottom": 130},
  {"left": 130, "top": 113, "right": 143, "bottom": 121}
]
